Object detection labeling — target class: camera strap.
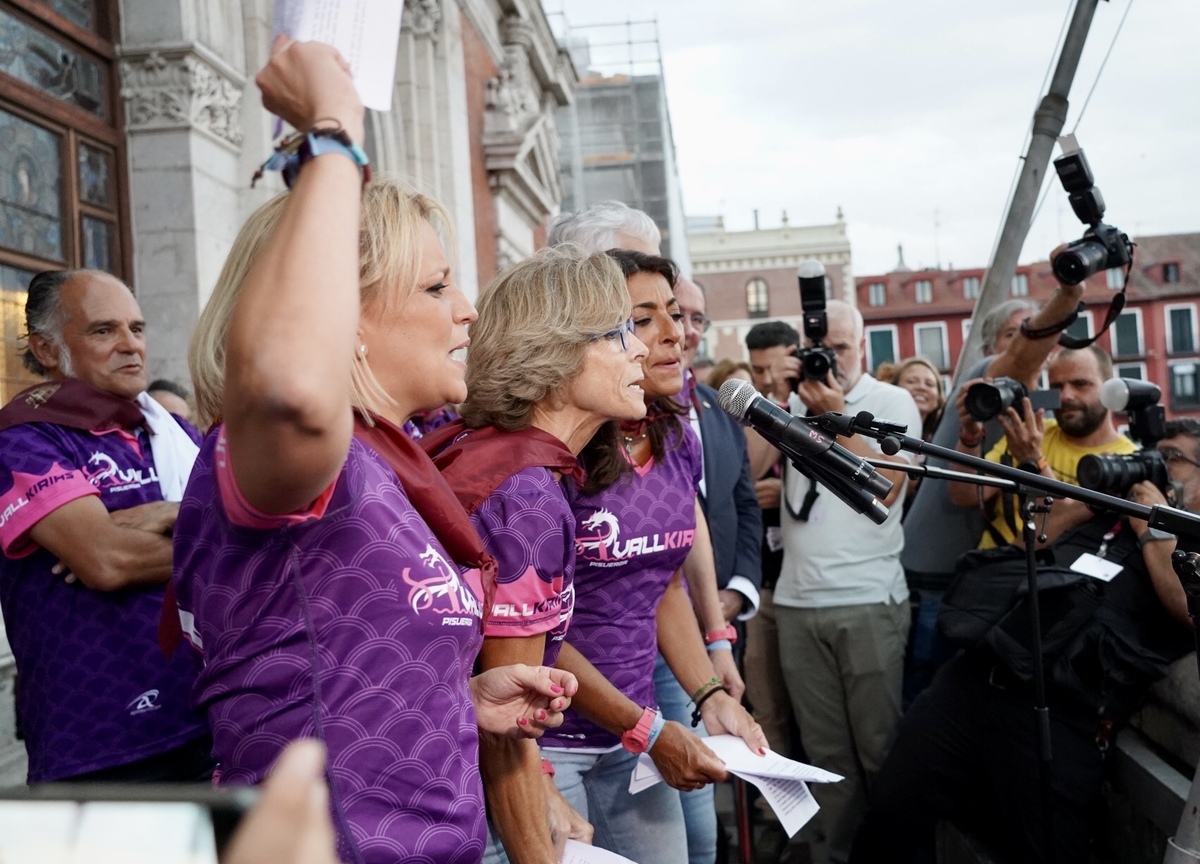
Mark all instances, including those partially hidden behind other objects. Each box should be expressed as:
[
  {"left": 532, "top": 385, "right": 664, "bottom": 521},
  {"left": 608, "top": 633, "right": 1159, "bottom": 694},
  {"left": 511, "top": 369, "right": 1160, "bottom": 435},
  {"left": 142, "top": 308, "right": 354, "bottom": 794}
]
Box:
[
  {"left": 1058, "top": 287, "right": 1127, "bottom": 350},
  {"left": 782, "top": 459, "right": 822, "bottom": 522}
]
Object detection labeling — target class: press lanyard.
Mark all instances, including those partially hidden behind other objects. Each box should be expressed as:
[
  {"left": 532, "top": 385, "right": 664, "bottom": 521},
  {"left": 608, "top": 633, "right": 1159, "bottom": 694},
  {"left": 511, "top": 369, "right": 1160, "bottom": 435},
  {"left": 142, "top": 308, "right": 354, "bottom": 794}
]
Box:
[{"left": 1095, "top": 520, "right": 1124, "bottom": 560}]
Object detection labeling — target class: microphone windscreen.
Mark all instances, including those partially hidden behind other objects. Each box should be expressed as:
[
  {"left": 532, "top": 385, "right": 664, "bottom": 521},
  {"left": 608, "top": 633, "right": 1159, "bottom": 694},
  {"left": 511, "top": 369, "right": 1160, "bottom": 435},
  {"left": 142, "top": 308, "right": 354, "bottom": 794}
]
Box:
[{"left": 718, "top": 379, "right": 758, "bottom": 421}]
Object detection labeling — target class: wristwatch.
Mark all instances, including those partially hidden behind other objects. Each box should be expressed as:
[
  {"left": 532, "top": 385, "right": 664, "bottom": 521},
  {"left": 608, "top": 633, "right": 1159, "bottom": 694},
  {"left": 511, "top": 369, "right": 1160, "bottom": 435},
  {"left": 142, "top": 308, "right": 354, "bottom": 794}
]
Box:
[
  {"left": 1139, "top": 527, "right": 1174, "bottom": 548},
  {"left": 703, "top": 624, "right": 738, "bottom": 646},
  {"left": 620, "top": 706, "right": 657, "bottom": 754}
]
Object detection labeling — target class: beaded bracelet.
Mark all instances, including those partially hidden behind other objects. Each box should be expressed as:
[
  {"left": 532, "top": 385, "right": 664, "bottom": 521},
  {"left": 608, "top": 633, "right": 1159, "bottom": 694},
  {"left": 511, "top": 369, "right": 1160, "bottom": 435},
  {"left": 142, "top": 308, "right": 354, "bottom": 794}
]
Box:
[{"left": 690, "top": 686, "right": 729, "bottom": 728}]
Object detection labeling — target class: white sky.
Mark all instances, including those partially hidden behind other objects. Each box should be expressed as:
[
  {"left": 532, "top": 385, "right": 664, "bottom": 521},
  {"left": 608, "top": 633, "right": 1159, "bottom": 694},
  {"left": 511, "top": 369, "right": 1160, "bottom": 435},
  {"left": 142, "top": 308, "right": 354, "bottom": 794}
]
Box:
[{"left": 550, "top": 0, "right": 1200, "bottom": 276}]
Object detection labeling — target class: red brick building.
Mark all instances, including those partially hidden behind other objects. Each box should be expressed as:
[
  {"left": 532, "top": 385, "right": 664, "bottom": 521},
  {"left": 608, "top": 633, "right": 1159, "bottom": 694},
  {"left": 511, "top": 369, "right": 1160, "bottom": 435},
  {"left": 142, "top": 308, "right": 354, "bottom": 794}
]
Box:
[{"left": 857, "top": 232, "right": 1200, "bottom": 415}]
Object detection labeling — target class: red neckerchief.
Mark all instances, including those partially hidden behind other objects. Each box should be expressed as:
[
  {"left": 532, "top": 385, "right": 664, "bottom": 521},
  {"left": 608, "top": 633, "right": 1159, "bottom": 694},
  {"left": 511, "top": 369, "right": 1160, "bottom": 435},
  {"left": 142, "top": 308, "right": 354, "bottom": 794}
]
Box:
[
  {"left": 421, "top": 419, "right": 583, "bottom": 513},
  {"left": 0, "top": 379, "right": 145, "bottom": 432},
  {"left": 354, "top": 413, "right": 499, "bottom": 630}
]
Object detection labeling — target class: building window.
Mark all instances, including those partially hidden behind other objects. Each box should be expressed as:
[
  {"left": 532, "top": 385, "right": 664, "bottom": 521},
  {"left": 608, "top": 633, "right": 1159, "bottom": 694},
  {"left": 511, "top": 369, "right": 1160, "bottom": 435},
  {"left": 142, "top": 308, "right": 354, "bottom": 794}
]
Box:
[
  {"left": 1106, "top": 268, "right": 1125, "bottom": 290},
  {"left": 746, "top": 277, "right": 769, "bottom": 318},
  {"left": 914, "top": 279, "right": 932, "bottom": 304},
  {"left": 0, "top": 0, "right": 126, "bottom": 406},
  {"left": 1164, "top": 262, "right": 1181, "bottom": 284},
  {"left": 1111, "top": 310, "right": 1142, "bottom": 358},
  {"left": 1171, "top": 362, "right": 1200, "bottom": 409},
  {"left": 1168, "top": 306, "right": 1197, "bottom": 355},
  {"left": 913, "top": 322, "right": 948, "bottom": 369},
  {"left": 1063, "top": 311, "right": 1093, "bottom": 345},
  {"left": 1011, "top": 273, "right": 1029, "bottom": 297},
  {"left": 962, "top": 276, "right": 981, "bottom": 300},
  {"left": 1114, "top": 362, "right": 1145, "bottom": 381},
  {"left": 866, "top": 326, "right": 897, "bottom": 372},
  {"left": 867, "top": 282, "right": 886, "bottom": 307}
]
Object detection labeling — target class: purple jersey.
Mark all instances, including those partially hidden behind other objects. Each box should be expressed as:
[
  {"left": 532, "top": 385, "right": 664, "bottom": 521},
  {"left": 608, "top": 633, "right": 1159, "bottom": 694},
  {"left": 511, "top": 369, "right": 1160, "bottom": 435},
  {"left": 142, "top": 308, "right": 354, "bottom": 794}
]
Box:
[
  {"left": 471, "top": 467, "right": 574, "bottom": 666},
  {"left": 545, "top": 424, "right": 702, "bottom": 750},
  {"left": 173, "top": 430, "right": 486, "bottom": 864},
  {"left": 0, "top": 420, "right": 208, "bottom": 782}
]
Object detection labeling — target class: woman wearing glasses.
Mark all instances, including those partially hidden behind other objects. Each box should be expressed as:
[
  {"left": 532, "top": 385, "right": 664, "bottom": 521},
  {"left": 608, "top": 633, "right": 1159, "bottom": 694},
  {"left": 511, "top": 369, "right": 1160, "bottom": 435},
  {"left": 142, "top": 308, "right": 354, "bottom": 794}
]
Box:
[
  {"left": 423, "top": 248, "right": 648, "bottom": 863},
  {"left": 538, "top": 250, "right": 767, "bottom": 864}
]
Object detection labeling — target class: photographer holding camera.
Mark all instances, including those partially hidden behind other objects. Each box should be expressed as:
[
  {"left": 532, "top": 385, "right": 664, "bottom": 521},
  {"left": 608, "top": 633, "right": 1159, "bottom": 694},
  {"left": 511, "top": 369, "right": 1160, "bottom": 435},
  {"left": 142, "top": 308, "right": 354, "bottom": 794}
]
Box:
[
  {"left": 850, "top": 420, "right": 1194, "bottom": 864},
  {"left": 773, "top": 296, "right": 921, "bottom": 864},
  {"left": 948, "top": 344, "right": 1136, "bottom": 549}
]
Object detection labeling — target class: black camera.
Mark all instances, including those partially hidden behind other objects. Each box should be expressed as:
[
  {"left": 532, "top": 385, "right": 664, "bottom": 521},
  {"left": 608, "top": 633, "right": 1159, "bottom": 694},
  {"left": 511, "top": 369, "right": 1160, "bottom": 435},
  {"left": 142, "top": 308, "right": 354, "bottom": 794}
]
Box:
[
  {"left": 1051, "top": 146, "right": 1133, "bottom": 286},
  {"left": 964, "top": 377, "right": 1061, "bottom": 423},
  {"left": 794, "top": 259, "right": 837, "bottom": 386},
  {"left": 1077, "top": 378, "right": 1177, "bottom": 501}
]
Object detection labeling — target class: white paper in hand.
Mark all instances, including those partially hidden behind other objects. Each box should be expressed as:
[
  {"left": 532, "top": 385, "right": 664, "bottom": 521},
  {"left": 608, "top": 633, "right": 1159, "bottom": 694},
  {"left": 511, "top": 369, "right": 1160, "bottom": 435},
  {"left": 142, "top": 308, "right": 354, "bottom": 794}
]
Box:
[
  {"left": 702, "top": 735, "right": 844, "bottom": 783},
  {"left": 563, "top": 839, "right": 640, "bottom": 863},
  {"left": 274, "top": 0, "right": 404, "bottom": 110}
]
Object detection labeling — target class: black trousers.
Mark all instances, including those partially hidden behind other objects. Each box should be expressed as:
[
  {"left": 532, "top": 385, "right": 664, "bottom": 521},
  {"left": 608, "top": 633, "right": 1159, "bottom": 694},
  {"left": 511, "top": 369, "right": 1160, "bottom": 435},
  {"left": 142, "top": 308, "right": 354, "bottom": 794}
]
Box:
[{"left": 849, "top": 653, "right": 1106, "bottom": 864}]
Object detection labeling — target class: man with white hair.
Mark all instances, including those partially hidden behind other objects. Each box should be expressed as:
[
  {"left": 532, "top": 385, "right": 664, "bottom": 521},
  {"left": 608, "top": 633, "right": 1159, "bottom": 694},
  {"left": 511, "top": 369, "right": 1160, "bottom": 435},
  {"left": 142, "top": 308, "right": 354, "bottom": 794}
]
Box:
[
  {"left": 547, "top": 200, "right": 662, "bottom": 255},
  {"left": 0, "top": 269, "right": 210, "bottom": 783},
  {"left": 774, "top": 300, "right": 921, "bottom": 864}
]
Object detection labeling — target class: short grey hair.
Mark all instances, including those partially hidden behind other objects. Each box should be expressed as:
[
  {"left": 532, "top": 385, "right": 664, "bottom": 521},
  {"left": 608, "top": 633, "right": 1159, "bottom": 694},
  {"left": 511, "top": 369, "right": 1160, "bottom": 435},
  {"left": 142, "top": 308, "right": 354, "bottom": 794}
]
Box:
[
  {"left": 21, "top": 270, "right": 75, "bottom": 376},
  {"left": 548, "top": 201, "right": 661, "bottom": 254},
  {"left": 980, "top": 298, "right": 1038, "bottom": 353}
]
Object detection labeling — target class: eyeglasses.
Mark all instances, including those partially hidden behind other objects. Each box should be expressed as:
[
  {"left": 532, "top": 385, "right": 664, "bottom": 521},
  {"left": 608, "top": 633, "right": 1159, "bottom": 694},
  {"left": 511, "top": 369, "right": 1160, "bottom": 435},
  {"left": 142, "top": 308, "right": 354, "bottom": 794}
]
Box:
[
  {"left": 590, "top": 318, "right": 637, "bottom": 351},
  {"left": 686, "top": 313, "right": 711, "bottom": 333},
  {"left": 1160, "top": 447, "right": 1200, "bottom": 470}
]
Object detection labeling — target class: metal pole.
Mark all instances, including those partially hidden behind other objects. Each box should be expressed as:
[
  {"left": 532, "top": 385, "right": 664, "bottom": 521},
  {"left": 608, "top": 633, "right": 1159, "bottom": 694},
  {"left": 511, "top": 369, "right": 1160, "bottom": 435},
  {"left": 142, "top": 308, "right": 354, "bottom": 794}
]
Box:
[{"left": 954, "top": 0, "right": 1102, "bottom": 380}]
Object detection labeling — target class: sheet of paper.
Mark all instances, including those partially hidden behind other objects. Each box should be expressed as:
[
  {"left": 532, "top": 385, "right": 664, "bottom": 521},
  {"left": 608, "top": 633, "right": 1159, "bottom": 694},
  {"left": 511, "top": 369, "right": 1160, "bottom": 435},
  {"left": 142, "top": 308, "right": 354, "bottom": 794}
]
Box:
[
  {"left": 702, "top": 735, "right": 844, "bottom": 783},
  {"left": 731, "top": 771, "right": 820, "bottom": 837},
  {"left": 274, "top": 0, "right": 404, "bottom": 110},
  {"left": 563, "top": 839, "right": 640, "bottom": 864}
]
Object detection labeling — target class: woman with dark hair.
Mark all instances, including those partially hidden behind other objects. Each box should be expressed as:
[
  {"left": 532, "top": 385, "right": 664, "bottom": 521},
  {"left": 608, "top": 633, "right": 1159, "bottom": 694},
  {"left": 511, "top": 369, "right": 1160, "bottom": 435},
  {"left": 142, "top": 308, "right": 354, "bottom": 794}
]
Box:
[{"left": 538, "top": 249, "right": 767, "bottom": 864}]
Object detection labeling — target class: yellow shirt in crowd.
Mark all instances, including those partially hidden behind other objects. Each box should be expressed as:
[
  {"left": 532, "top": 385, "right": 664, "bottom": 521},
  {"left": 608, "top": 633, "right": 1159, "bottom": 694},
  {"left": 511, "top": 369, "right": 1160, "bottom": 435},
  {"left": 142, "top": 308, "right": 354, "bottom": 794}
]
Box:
[{"left": 979, "top": 418, "right": 1137, "bottom": 548}]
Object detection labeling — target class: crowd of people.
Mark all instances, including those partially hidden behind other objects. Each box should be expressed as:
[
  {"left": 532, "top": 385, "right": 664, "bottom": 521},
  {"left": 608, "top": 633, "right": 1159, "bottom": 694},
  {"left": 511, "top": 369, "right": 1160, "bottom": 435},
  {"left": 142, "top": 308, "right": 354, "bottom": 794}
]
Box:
[{"left": 0, "top": 36, "right": 1195, "bottom": 864}]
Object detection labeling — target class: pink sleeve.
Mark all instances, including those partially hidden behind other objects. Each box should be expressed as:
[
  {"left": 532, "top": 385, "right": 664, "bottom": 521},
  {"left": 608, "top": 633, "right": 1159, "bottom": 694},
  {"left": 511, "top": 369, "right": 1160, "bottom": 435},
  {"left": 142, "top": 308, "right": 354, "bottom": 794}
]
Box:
[
  {"left": 214, "top": 427, "right": 337, "bottom": 529},
  {"left": 0, "top": 464, "right": 100, "bottom": 558}
]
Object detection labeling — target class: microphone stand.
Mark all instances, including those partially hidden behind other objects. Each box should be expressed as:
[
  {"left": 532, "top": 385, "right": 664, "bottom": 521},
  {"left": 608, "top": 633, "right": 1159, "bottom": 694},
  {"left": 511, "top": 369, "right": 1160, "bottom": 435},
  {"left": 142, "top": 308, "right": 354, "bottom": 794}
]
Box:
[{"left": 813, "top": 409, "right": 1200, "bottom": 863}]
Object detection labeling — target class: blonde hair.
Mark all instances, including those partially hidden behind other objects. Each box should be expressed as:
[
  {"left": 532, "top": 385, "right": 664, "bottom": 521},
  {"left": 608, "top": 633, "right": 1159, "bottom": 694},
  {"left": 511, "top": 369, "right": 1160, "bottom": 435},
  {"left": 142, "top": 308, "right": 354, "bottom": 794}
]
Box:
[
  {"left": 461, "top": 246, "right": 630, "bottom": 431},
  {"left": 189, "top": 174, "right": 453, "bottom": 428}
]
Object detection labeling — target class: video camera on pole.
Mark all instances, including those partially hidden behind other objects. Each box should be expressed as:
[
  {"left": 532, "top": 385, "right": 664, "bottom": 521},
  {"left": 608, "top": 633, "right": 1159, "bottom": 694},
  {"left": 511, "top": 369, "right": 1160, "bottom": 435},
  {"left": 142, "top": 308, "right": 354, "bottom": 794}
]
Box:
[
  {"left": 792, "top": 259, "right": 837, "bottom": 389},
  {"left": 1051, "top": 139, "right": 1133, "bottom": 286},
  {"left": 1078, "top": 378, "right": 1179, "bottom": 502}
]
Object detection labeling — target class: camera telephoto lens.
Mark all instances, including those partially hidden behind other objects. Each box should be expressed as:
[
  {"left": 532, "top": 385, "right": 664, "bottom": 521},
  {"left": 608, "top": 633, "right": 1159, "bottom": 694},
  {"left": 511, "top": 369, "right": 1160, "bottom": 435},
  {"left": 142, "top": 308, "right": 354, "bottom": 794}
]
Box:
[
  {"left": 964, "top": 378, "right": 1026, "bottom": 422},
  {"left": 1077, "top": 451, "right": 1168, "bottom": 496},
  {"left": 1052, "top": 239, "right": 1110, "bottom": 286}
]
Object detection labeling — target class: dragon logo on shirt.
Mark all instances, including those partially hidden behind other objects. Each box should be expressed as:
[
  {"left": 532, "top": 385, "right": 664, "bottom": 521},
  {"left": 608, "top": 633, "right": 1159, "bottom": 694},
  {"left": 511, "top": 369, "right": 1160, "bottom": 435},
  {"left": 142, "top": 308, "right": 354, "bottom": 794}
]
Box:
[
  {"left": 576, "top": 509, "right": 620, "bottom": 560},
  {"left": 85, "top": 452, "right": 159, "bottom": 493},
  {"left": 401, "top": 544, "right": 482, "bottom": 620}
]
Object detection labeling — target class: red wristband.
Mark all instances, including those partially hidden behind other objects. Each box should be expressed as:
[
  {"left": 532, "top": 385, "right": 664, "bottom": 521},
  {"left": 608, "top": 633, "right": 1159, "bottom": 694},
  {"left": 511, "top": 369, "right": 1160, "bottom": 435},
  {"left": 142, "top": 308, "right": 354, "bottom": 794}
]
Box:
[{"left": 703, "top": 625, "right": 737, "bottom": 646}]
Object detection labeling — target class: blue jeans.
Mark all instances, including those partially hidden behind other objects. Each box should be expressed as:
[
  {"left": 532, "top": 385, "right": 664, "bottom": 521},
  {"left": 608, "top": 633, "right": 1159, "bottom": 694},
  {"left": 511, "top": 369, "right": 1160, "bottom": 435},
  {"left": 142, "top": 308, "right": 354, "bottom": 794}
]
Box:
[
  {"left": 654, "top": 651, "right": 718, "bottom": 864},
  {"left": 542, "top": 746, "right": 688, "bottom": 864}
]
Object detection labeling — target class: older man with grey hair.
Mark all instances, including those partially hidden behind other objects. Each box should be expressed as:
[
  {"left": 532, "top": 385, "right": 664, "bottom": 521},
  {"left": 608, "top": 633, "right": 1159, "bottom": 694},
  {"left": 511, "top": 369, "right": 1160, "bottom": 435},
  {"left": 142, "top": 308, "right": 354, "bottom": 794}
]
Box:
[
  {"left": 0, "top": 269, "right": 210, "bottom": 784},
  {"left": 548, "top": 200, "right": 662, "bottom": 255}
]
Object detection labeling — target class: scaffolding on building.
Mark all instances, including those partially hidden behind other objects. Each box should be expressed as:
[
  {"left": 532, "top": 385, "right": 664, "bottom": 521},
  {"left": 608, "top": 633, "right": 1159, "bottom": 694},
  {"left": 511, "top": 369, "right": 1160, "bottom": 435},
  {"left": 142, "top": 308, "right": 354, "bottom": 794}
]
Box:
[{"left": 548, "top": 15, "right": 690, "bottom": 269}]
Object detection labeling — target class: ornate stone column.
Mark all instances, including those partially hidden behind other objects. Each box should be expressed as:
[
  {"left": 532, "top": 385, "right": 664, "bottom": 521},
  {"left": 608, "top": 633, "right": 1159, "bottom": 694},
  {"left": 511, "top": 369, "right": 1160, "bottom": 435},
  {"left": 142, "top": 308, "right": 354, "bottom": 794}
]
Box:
[{"left": 117, "top": 0, "right": 248, "bottom": 383}]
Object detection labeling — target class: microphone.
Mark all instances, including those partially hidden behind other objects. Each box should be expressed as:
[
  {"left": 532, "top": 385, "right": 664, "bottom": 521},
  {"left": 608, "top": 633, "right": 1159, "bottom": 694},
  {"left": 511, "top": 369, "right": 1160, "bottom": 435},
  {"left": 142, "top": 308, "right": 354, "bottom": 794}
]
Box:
[{"left": 718, "top": 379, "right": 893, "bottom": 524}]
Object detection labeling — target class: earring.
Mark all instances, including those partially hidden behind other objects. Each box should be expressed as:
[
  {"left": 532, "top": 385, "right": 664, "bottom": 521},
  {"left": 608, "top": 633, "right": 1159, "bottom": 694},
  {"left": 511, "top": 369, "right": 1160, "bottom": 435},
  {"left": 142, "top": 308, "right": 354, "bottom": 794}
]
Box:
[{"left": 358, "top": 344, "right": 368, "bottom": 358}]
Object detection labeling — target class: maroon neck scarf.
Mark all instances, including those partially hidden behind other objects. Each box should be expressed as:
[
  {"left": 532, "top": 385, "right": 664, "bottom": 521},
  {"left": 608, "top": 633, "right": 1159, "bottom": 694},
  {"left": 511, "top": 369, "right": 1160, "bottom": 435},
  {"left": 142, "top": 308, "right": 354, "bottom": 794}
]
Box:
[
  {"left": 354, "top": 413, "right": 499, "bottom": 628},
  {"left": 421, "top": 419, "right": 583, "bottom": 514},
  {"left": 0, "top": 379, "right": 144, "bottom": 432}
]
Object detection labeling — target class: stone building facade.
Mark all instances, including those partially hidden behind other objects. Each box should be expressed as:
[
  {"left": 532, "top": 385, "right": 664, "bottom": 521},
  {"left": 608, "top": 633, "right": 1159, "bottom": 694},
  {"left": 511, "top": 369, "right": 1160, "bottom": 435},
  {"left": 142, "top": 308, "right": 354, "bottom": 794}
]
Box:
[{"left": 0, "top": 0, "right": 574, "bottom": 782}]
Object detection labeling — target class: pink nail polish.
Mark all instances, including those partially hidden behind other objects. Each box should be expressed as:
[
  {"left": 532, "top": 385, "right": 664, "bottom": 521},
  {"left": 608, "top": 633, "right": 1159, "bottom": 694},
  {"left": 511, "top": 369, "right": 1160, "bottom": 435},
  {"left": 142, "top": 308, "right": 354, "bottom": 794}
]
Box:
[
  {"left": 518, "top": 716, "right": 528, "bottom": 726},
  {"left": 550, "top": 684, "right": 564, "bottom": 694},
  {"left": 537, "top": 709, "right": 547, "bottom": 721}
]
